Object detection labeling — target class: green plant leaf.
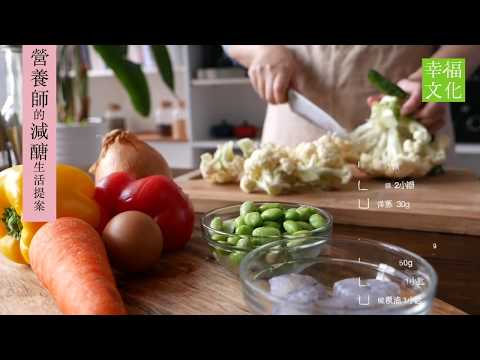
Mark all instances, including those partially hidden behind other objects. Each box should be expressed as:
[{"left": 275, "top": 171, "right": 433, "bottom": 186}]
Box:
[
  {"left": 117, "top": 45, "right": 128, "bottom": 58},
  {"left": 58, "top": 46, "right": 72, "bottom": 122},
  {"left": 93, "top": 45, "right": 150, "bottom": 117},
  {"left": 150, "top": 45, "right": 175, "bottom": 92}
]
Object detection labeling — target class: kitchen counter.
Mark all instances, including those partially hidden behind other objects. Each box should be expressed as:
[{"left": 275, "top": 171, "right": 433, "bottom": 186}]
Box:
[
  {"left": 332, "top": 224, "right": 478, "bottom": 314},
  {"left": 0, "top": 169, "right": 473, "bottom": 315},
  {"left": 0, "top": 213, "right": 467, "bottom": 315},
  {"left": 173, "top": 168, "right": 480, "bottom": 314}
]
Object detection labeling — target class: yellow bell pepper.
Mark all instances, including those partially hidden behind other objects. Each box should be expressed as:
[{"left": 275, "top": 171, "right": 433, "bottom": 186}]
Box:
[{"left": 0, "top": 164, "right": 100, "bottom": 265}]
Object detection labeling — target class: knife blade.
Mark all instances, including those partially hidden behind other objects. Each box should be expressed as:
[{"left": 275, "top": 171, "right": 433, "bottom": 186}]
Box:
[{"left": 288, "top": 89, "right": 349, "bottom": 138}]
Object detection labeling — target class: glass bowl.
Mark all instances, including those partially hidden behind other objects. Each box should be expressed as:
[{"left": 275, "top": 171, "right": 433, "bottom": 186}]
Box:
[
  {"left": 201, "top": 202, "right": 333, "bottom": 275},
  {"left": 240, "top": 237, "right": 438, "bottom": 315}
]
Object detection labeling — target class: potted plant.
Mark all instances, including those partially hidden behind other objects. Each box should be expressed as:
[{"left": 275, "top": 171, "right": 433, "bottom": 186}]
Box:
[{"left": 56, "top": 45, "right": 174, "bottom": 170}]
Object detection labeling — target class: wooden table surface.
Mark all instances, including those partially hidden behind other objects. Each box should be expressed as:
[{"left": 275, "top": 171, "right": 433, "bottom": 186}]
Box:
[
  {"left": 173, "top": 168, "right": 479, "bottom": 315},
  {"left": 0, "top": 215, "right": 466, "bottom": 315},
  {"left": 0, "top": 169, "right": 472, "bottom": 315},
  {"left": 122, "top": 219, "right": 467, "bottom": 315},
  {"left": 177, "top": 169, "right": 480, "bottom": 236}
]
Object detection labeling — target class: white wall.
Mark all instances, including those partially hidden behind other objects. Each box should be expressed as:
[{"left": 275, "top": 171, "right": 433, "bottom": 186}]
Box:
[{"left": 87, "top": 70, "right": 187, "bottom": 132}]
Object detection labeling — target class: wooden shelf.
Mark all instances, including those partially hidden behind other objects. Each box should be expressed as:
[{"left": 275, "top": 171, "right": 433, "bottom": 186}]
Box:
[
  {"left": 192, "top": 139, "right": 260, "bottom": 149},
  {"left": 85, "top": 66, "right": 186, "bottom": 78},
  {"left": 134, "top": 131, "right": 188, "bottom": 143},
  {"left": 191, "top": 78, "right": 250, "bottom": 86},
  {"left": 455, "top": 143, "right": 480, "bottom": 155}
]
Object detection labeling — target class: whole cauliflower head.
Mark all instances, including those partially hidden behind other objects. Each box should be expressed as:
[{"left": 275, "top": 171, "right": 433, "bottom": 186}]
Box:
[{"left": 351, "top": 96, "right": 449, "bottom": 179}]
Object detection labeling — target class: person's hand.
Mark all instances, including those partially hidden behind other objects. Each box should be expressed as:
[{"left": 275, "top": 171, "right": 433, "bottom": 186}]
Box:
[
  {"left": 367, "top": 78, "right": 447, "bottom": 133},
  {"left": 248, "top": 46, "right": 300, "bottom": 105}
]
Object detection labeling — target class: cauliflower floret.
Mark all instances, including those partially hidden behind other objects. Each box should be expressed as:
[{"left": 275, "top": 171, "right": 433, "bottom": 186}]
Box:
[
  {"left": 240, "top": 143, "right": 297, "bottom": 195},
  {"left": 237, "top": 138, "right": 257, "bottom": 158},
  {"left": 200, "top": 141, "right": 245, "bottom": 184},
  {"left": 294, "top": 133, "right": 352, "bottom": 188},
  {"left": 351, "top": 96, "right": 449, "bottom": 179}
]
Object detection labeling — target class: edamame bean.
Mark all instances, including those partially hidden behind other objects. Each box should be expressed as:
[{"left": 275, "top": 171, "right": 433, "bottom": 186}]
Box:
[
  {"left": 287, "top": 239, "right": 305, "bottom": 247},
  {"left": 292, "top": 230, "right": 311, "bottom": 237},
  {"left": 252, "top": 226, "right": 281, "bottom": 237},
  {"left": 236, "top": 237, "right": 251, "bottom": 249},
  {"left": 244, "top": 212, "right": 263, "bottom": 227},
  {"left": 213, "top": 248, "right": 229, "bottom": 258},
  {"left": 261, "top": 208, "right": 284, "bottom": 221},
  {"left": 263, "top": 221, "right": 282, "bottom": 230},
  {"left": 259, "top": 203, "right": 282, "bottom": 211},
  {"left": 222, "top": 219, "right": 236, "bottom": 234},
  {"left": 309, "top": 213, "right": 327, "bottom": 229},
  {"left": 296, "top": 207, "right": 317, "bottom": 221},
  {"left": 240, "top": 201, "right": 258, "bottom": 216},
  {"left": 283, "top": 220, "right": 300, "bottom": 235},
  {"left": 234, "top": 215, "right": 245, "bottom": 228},
  {"left": 229, "top": 251, "right": 246, "bottom": 266},
  {"left": 236, "top": 224, "right": 253, "bottom": 236},
  {"left": 210, "top": 216, "right": 223, "bottom": 231},
  {"left": 227, "top": 236, "right": 240, "bottom": 245},
  {"left": 265, "top": 245, "right": 287, "bottom": 264},
  {"left": 296, "top": 221, "right": 313, "bottom": 231},
  {"left": 265, "top": 251, "right": 280, "bottom": 264},
  {"left": 251, "top": 237, "right": 265, "bottom": 246},
  {"left": 212, "top": 234, "right": 227, "bottom": 242},
  {"left": 285, "top": 208, "right": 301, "bottom": 221}
]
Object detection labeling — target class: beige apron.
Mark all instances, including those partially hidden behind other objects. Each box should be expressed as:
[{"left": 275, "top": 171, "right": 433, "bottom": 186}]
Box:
[{"left": 262, "top": 45, "right": 456, "bottom": 164}]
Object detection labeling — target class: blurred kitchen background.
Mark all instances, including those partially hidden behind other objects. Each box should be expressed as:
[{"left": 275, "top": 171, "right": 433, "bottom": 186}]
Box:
[{"left": 0, "top": 45, "right": 478, "bottom": 173}]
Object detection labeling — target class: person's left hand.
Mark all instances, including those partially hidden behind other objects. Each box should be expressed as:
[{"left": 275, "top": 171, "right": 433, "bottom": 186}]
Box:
[{"left": 367, "top": 78, "right": 447, "bottom": 133}]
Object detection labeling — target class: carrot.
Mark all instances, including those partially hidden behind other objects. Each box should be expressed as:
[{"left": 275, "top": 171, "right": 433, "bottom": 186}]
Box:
[{"left": 30, "top": 217, "right": 127, "bottom": 315}]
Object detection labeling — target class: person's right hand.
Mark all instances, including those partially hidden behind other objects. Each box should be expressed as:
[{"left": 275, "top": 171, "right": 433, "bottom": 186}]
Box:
[{"left": 248, "top": 46, "right": 299, "bottom": 105}]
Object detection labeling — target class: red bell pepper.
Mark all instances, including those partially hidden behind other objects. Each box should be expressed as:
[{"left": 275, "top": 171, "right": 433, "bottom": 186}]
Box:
[{"left": 95, "top": 172, "right": 194, "bottom": 252}]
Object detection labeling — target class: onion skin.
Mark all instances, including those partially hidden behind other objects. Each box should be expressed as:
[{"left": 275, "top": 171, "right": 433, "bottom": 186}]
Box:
[{"left": 89, "top": 130, "right": 172, "bottom": 183}]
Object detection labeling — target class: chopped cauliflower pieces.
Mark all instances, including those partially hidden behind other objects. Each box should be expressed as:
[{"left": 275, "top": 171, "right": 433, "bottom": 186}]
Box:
[
  {"left": 199, "top": 96, "right": 449, "bottom": 194},
  {"left": 200, "top": 134, "right": 352, "bottom": 195}
]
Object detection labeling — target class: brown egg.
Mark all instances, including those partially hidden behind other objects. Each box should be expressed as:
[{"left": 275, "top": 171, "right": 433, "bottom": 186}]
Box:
[{"left": 102, "top": 211, "right": 163, "bottom": 273}]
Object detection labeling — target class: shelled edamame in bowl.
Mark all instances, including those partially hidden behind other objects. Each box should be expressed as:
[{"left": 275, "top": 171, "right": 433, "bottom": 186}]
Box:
[{"left": 201, "top": 202, "right": 333, "bottom": 275}]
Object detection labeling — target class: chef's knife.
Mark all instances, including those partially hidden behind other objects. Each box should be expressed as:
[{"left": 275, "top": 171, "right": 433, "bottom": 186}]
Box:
[{"left": 288, "top": 89, "right": 349, "bottom": 138}]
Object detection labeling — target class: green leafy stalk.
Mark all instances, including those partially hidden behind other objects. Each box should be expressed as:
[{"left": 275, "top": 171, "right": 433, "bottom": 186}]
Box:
[
  {"left": 368, "top": 69, "right": 409, "bottom": 100},
  {"left": 428, "top": 165, "right": 445, "bottom": 176}
]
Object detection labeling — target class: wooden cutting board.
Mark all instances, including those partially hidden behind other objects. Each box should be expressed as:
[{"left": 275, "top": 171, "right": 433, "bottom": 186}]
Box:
[
  {"left": 0, "top": 221, "right": 466, "bottom": 315},
  {"left": 176, "top": 169, "right": 480, "bottom": 236}
]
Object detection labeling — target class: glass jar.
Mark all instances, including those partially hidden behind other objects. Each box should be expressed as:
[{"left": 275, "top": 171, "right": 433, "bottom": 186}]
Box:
[
  {"left": 0, "top": 45, "right": 23, "bottom": 168},
  {"left": 104, "top": 103, "right": 126, "bottom": 132},
  {"left": 154, "top": 99, "right": 174, "bottom": 137},
  {"left": 172, "top": 99, "right": 188, "bottom": 141}
]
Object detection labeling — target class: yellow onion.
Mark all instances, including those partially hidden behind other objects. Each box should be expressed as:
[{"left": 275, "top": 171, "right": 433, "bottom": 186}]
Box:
[{"left": 89, "top": 130, "right": 172, "bottom": 183}]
